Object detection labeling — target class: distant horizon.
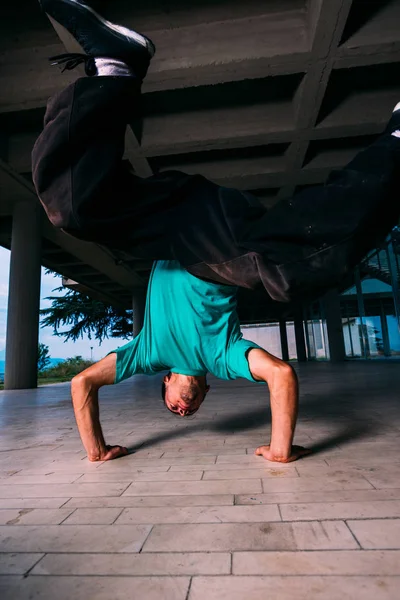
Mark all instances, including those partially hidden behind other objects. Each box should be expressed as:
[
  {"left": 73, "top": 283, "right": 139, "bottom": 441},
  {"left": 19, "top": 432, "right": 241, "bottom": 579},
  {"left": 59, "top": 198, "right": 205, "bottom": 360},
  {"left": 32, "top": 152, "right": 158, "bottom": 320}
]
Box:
[
  {"left": 0, "top": 357, "right": 64, "bottom": 379},
  {"left": 0, "top": 356, "right": 64, "bottom": 363}
]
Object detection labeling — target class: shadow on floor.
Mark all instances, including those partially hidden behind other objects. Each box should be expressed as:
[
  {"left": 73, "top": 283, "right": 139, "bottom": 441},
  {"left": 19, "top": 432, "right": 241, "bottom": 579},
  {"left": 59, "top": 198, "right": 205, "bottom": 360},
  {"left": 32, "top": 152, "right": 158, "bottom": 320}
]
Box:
[
  {"left": 124, "top": 361, "right": 400, "bottom": 456},
  {"left": 126, "top": 403, "right": 374, "bottom": 457}
]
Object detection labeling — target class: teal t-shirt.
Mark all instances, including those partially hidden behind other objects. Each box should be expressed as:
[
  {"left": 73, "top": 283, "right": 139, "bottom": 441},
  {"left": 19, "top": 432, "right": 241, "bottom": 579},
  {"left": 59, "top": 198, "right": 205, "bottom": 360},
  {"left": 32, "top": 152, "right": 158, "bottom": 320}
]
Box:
[{"left": 112, "top": 260, "right": 261, "bottom": 383}]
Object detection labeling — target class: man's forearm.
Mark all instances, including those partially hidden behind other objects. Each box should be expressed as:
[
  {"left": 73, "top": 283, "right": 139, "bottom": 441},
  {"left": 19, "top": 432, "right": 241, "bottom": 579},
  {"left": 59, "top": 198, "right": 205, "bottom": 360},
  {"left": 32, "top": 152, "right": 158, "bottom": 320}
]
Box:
[
  {"left": 268, "top": 367, "right": 298, "bottom": 458},
  {"left": 71, "top": 376, "right": 107, "bottom": 461}
]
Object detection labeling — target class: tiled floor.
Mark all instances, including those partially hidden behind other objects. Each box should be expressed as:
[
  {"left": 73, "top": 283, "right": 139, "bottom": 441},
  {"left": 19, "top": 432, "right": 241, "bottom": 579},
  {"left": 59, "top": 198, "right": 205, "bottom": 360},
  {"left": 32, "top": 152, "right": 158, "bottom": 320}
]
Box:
[{"left": 0, "top": 361, "right": 400, "bottom": 599}]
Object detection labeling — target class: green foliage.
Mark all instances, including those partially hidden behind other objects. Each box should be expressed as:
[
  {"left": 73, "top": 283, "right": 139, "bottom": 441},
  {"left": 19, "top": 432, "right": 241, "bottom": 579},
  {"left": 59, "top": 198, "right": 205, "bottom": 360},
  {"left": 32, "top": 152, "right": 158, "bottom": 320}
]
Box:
[
  {"left": 40, "top": 287, "right": 133, "bottom": 343},
  {"left": 37, "top": 343, "right": 51, "bottom": 372},
  {"left": 39, "top": 356, "right": 94, "bottom": 380}
]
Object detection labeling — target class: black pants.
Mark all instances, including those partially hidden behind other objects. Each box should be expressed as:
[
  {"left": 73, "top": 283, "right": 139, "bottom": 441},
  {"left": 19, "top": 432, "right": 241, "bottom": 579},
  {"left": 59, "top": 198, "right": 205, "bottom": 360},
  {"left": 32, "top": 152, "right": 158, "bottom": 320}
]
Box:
[{"left": 32, "top": 76, "right": 400, "bottom": 304}]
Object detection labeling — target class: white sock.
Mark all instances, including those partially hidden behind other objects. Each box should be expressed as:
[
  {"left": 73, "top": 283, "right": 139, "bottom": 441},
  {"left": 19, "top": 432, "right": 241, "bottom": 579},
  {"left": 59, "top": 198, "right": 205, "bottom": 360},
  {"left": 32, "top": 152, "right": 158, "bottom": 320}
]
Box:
[
  {"left": 94, "top": 57, "right": 135, "bottom": 77},
  {"left": 391, "top": 102, "right": 400, "bottom": 138}
]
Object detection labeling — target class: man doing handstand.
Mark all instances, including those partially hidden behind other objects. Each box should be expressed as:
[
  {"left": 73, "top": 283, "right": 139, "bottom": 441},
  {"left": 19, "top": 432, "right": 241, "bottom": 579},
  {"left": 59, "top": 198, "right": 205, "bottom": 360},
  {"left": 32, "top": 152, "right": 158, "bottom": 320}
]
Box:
[{"left": 32, "top": 0, "right": 400, "bottom": 462}]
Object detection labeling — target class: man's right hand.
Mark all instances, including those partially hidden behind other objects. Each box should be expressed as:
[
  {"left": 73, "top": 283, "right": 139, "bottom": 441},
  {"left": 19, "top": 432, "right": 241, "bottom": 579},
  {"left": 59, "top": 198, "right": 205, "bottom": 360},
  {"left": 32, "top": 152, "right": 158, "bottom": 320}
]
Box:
[
  {"left": 89, "top": 445, "right": 129, "bottom": 462},
  {"left": 255, "top": 444, "right": 311, "bottom": 463}
]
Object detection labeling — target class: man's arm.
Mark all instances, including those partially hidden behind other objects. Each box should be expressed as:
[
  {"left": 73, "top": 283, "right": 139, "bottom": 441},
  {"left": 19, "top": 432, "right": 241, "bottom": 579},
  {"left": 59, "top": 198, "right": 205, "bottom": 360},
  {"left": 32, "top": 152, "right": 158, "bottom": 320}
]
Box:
[
  {"left": 71, "top": 353, "right": 128, "bottom": 462},
  {"left": 247, "top": 348, "right": 310, "bottom": 463}
]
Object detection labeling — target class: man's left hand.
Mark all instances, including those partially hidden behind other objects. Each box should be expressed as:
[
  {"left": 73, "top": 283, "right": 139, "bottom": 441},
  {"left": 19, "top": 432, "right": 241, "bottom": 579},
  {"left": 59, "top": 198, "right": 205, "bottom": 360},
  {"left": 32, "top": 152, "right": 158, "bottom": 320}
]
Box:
[
  {"left": 255, "top": 445, "right": 311, "bottom": 463},
  {"left": 91, "top": 445, "right": 128, "bottom": 462}
]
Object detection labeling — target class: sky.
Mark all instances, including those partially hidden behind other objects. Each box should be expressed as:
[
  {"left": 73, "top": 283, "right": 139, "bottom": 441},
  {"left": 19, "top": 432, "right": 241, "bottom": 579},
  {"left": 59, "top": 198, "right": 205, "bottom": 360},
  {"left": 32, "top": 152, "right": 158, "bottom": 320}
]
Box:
[{"left": 0, "top": 246, "right": 119, "bottom": 361}]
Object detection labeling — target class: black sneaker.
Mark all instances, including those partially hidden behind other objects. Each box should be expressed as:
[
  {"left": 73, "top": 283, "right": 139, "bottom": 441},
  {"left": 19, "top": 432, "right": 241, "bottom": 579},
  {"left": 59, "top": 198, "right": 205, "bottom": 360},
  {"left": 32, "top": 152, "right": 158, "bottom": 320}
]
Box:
[
  {"left": 386, "top": 102, "right": 400, "bottom": 135},
  {"left": 39, "top": 0, "right": 155, "bottom": 79}
]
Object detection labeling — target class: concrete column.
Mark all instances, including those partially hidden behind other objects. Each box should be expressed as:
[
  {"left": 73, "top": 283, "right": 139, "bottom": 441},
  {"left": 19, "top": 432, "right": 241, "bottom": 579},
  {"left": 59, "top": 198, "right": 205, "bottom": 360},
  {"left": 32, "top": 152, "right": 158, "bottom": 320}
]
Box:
[
  {"left": 294, "top": 315, "right": 307, "bottom": 362},
  {"left": 5, "top": 201, "right": 42, "bottom": 389},
  {"left": 379, "top": 300, "right": 391, "bottom": 357},
  {"left": 279, "top": 320, "right": 289, "bottom": 361},
  {"left": 132, "top": 287, "right": 146, "bottom": 337},
  {"left": 322, "top": 289, "right": 346, "bottom": 362}
]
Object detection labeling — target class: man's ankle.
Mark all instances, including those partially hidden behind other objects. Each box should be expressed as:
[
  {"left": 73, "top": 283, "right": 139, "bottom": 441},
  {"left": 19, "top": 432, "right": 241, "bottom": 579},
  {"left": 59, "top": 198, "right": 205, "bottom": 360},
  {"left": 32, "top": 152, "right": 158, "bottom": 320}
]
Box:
[{"left": 94, "top": 57, "right": 136, "bottom": 77}]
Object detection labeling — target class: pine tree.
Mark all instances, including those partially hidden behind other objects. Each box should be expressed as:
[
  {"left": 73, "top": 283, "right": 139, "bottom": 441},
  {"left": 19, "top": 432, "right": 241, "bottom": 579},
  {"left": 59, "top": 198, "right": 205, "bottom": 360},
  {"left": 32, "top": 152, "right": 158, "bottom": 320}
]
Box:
[
  {"left": 40, "top": 287, "right": 133, "bottom": 343},
  {"left": 37, "top": 343, "right": 51, "bottom": 371}
]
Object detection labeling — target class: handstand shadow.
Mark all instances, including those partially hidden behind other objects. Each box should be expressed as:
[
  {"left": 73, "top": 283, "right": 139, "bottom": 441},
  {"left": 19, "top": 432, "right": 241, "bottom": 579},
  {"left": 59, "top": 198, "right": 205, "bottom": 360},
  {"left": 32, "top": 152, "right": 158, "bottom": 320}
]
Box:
[{"left": 125, "top": 407, "right": 373, "bottom": 457}]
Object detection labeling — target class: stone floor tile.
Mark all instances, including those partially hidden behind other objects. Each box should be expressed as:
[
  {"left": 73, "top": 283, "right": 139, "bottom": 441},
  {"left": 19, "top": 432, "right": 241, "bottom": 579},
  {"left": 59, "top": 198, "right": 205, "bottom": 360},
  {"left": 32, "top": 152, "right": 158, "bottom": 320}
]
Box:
[
  {"left": 295, "top": 466, "right": 373, "bottom": 478},
  {"left": 281, "top": 500, "right": 400, "bottom": 521},
  {"left": 0, "top": 471, "right": 21, "bottom": 478},
  {"left": 347, "top": 519, "right": 400, "bottom": 549},
  {"left": 161, "top": 448, "right": 246, "bottom": 458},
  {"left": 31, "top": 552, "right": 231, "bottom": 575},
  {"left": 0, "top": 498, "right": 71, "bottom": 509},
  {"left": 123, "top": 479, "right": 262, "bottom": 496},
  {"left": 0, "top": 524, "right": 152, "bottom": 553},
  {"left": 0, "top": 575, "right": 190, "bottom": 600},
  {"left": 142, "top": 521, "right": 358, "bottom": 552},
  {"left": 236, "top": 489, "right": 400, "bottom": 505},
  {"left": 232, "top": 550, "right": 400, "bottom": 575},
  {"left": 6, "top": 465, "right": 103, "bottom": 475},
  {"left": 168, "top": 463, "right": 223, "bottom": 471},
  {"left": 0, "top": 482, "right": 129, "bottom": 498},
  {"left": 0, "top": 554, "right": 44, "bottom": 575},
  {"left": 99, "top": 456, "right": 217, "bottom": 469},
  {"left": 0, "top": 508, "right": 74, "bottom": 525},
  {"left": 76, "top": 467, "right": 169, "bottom": 482},
  {"left": 130, "top": 470, "right": 204, "bottom": 481},
  {"left": 261, "top": 475, "right": 373, "bottom": 493},
  {"left": 215, "top": 455, "right": 327, "bottom": 467},
  {"left": 64, "top": 494, "right": 234, "bottom": 508},
  {"left": 77, "top": 470, "right": 204, "bottom": 482},
  {"left": 171, "top": 462, "right": 313, "bottom": 473},
  {"left": 203, "top": 468, "right": 298, "bottom": 480},
  {"left": 30, "top": 459, "right": 96, "bottom": 472},
  {"left": 326, "top": 458, "right": 400, "bottom": 469},
  {"left": 363, "top": 472, "right": 400, "bottom": 489},
  {"left": 188, "top": 576, "right": 400, "bottom": 600},
  {"left": 61, "top": 508, "right": 123, "bottom": 524},
  {"left": 115, "top": 504, "right": 280, "bottom": 524},
  {"left": 3, "top": 473, "right": 83, "bottom": 484}
]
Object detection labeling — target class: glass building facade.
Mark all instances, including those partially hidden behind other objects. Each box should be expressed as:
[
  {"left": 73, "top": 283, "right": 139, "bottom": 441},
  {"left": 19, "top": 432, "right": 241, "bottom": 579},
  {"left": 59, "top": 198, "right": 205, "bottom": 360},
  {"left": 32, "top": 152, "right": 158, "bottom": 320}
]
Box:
[{"left": 242, "top": 227, "right": 400, "bottom": 362}]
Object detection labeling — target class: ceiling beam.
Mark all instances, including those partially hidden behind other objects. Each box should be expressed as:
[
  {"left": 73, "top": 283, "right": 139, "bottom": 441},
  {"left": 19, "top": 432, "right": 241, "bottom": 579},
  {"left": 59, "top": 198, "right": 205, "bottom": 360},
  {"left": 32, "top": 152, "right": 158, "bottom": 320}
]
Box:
[
  {"left": 287, "top": 0, "right": 354, "bottom": 179},
  {"left": 62, "top": 278, "right": 131, "bottom": 310}
]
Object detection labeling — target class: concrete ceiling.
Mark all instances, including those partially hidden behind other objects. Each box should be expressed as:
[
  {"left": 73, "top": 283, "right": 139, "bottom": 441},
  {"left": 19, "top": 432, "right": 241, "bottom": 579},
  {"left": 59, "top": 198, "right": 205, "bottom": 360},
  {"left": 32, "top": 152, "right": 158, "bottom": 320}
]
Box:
[{"left": 0, "top": 0, "right": 400, "bottom": 321}]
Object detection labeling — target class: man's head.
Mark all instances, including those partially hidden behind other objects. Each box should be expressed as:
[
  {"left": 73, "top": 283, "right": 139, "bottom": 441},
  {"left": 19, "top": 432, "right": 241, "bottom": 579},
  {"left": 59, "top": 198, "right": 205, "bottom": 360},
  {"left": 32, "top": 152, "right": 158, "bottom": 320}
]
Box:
[{"left": 162, "top": 372, "right": 210, "bottom": 417}]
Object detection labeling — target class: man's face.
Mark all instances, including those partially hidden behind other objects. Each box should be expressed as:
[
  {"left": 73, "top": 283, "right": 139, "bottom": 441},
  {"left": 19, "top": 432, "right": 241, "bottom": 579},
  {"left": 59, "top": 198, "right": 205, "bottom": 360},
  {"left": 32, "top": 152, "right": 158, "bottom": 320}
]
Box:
[{"left": 163, "top": 373, "right": 210, "bottom": 417}]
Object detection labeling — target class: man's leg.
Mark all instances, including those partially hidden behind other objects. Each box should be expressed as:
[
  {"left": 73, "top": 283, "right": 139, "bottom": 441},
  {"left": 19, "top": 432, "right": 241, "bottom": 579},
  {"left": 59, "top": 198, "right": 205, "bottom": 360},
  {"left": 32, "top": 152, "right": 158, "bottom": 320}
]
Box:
[
  {"left": 238, "top": 107, "right": 400, "bottom": 303},
  {"left": 33, "top": 1, "right": 400, "bottom": 295},
  {"left": 31, "top": 1, "right": 274, "bottom": 280},
  {"left": 32, "top": 75, "right": 196, "bottom": 259},
  {"left": 32, "top": 0, "right": 201, "bottom": 259}
]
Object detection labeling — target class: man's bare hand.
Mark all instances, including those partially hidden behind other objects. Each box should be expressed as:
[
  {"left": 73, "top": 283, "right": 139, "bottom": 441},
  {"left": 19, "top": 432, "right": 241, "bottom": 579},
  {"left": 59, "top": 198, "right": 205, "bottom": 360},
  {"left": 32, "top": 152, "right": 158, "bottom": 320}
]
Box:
[
  {"left": 255, "top": 445, "right": 311, "bottom": 463},
  {"left": 89, "top": 445, "right": 129, "bottom": 462}
]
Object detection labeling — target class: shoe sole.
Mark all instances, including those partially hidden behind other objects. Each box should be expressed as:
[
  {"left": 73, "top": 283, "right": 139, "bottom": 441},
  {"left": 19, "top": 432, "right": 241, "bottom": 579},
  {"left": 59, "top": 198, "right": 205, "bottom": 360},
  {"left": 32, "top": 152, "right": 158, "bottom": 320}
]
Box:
[{"left": 40, "top": 0, "right": 156, "bottom": 57}]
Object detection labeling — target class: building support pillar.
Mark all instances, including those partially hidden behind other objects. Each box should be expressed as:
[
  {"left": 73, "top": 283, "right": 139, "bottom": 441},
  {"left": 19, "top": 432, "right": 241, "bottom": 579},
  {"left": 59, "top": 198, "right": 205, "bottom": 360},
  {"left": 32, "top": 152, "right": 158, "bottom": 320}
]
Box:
[
  {"left": 279, "top": 320, "right": 289, "bottom": 361},
  {"left": 379, "top": 300, "right": 391, "bottom": 357},
  {"left": 5, "top": 202, "right": 42, "bottom": 389},
  {"left": 294, "top": 315, "right": 307, "bottom": 362},
  {"left": 322, "top": 289, "right": 346, "bottom": 362},
  {"left": 132, "top": 288, "right": 146, "bottom": 337}
]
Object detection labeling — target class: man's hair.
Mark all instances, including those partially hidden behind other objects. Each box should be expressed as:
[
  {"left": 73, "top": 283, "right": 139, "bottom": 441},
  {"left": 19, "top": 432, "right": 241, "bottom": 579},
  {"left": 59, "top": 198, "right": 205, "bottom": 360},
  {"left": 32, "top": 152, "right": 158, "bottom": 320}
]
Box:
[{"left": 161, "top": 376, "right": 202, "bottom": 416}]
